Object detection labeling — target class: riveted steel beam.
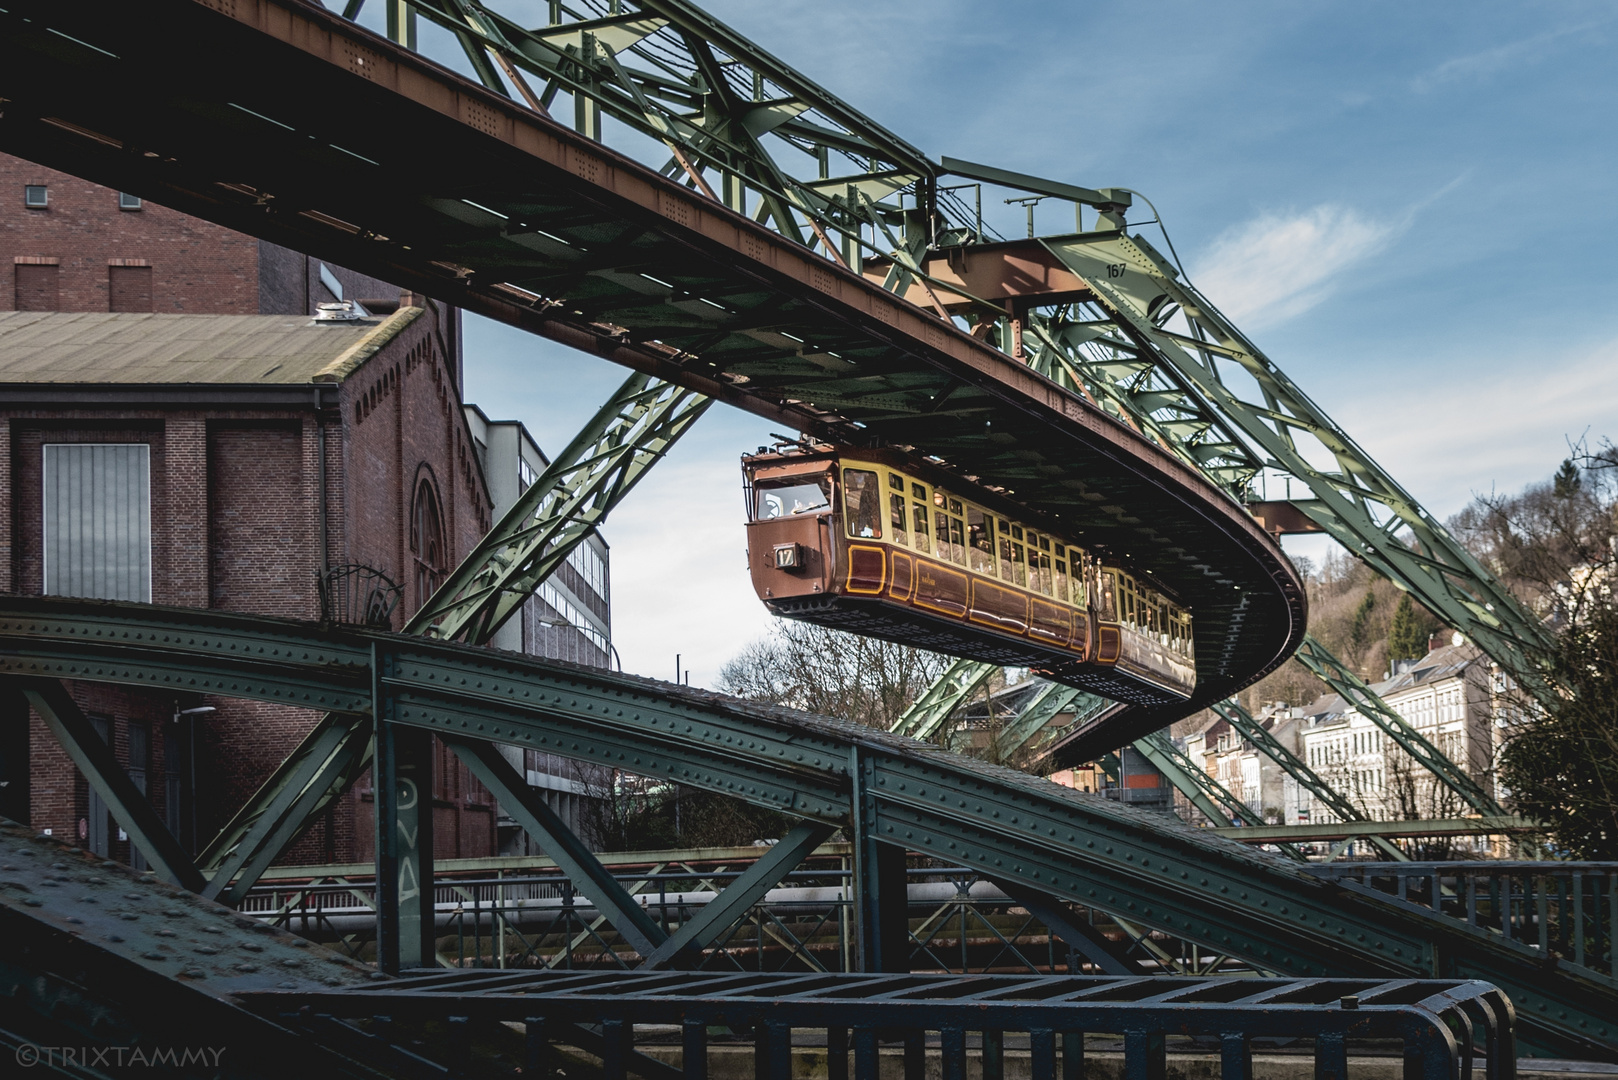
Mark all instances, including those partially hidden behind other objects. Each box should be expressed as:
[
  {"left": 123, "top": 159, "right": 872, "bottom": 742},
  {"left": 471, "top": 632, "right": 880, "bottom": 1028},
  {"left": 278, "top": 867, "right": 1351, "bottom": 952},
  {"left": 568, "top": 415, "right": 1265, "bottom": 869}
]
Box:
[
  {"left": 201, "top": 372, "right": 708, "bottom": 903},
  {"left": 0, "top": 597, "right": 1611, "bottom": 1055}
]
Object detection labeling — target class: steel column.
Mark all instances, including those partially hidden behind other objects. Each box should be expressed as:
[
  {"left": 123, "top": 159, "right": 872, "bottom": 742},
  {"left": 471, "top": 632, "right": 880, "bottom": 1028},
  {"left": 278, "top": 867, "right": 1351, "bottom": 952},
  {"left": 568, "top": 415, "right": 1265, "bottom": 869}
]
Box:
[
  {"left": 852, "top": 747, "right": 909, "bottom": 973},
  {"left": 373, "top": 648, "right": 435, "bottom": 972}
]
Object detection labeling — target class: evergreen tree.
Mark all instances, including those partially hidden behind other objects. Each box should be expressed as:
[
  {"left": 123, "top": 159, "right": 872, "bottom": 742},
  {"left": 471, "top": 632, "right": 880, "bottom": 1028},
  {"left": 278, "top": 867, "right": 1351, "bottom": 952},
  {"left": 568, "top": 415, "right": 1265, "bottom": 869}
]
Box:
[
  {"left": 1387, "top": 593, "right": 1427, "bottom": 662},
  {"left": 1553, "top": 458, "right": 1581, "bottom": 499},
  {"left": 1348, "top": 589, "right": 1376, "bottom": 654}
]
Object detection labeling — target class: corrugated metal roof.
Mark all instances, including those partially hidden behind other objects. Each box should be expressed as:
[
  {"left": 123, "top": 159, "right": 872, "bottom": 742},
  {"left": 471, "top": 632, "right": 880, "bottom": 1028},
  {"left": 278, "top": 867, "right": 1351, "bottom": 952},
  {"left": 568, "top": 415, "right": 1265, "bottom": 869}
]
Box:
[{"left": 0, "top": 309, "right": 421, "bottom": 385}]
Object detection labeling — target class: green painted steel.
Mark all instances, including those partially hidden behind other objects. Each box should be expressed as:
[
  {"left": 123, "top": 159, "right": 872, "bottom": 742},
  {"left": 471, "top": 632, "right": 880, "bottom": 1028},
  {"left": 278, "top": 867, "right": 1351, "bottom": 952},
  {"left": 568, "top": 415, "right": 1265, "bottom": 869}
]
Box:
[
  {"left": 1292, "top": 636, "right": 1505, "bottom": 817},
  {"left": 1038, "top": 235, "right": 1550, "bottom": 697},
  {"left": 201, "top": 373, "right": 708, "bottom": 899},
  {"left": 990, "top": 683, "right": 1097, "bottom": 763},
  {"left": 0, "top": 596, "right": 1611, "bottom": 1058},
  {"left": 890, "top": 659, "right": 996, "bottom": 741},
  {"left": 1131, "top": 731, "right": 1262, "bottom": 832},
  {"left": 0, "top": 0, "right": 1308, "bottom": 743},
  {"left": 418, "top": 373, "right": 710, "bottom": 644}
]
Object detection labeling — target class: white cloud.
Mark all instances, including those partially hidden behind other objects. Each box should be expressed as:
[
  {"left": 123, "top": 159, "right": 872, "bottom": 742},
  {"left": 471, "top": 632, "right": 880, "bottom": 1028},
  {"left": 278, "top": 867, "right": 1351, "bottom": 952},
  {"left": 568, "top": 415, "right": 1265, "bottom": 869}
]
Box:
[
  {"left": 1189, "top": 204, "right": 1397, "bottom": 327},
  {"left": 1331, "top": 335, "right": 1618, "bottom": 520},
  {"left": 1413, "top": 20, "right": 1610, "bottom": 93}
]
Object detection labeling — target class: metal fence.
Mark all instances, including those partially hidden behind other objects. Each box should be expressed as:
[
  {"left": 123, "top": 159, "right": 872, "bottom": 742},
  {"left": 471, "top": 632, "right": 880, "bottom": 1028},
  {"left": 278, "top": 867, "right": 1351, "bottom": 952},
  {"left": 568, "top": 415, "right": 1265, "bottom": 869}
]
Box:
[
  {"left": 240, "top": 969, "right": 1516, "bottom": 1080},
  {"left": 239, "top": 858, "right": 1228, "bottom": 976},
  {"left": 1309, "top": 861, "right": 1618, "bottom": 982}
]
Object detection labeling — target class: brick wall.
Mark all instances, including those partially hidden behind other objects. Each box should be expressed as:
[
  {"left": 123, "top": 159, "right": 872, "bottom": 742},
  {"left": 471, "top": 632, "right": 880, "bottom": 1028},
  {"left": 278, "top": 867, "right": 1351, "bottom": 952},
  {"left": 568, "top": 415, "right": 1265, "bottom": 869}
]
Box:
[
  {"left": 4, "top": 325, "right": 496, "bottom": 867},
  {"left": 0, "top": 156, "right": 259, "bottom": 314}
]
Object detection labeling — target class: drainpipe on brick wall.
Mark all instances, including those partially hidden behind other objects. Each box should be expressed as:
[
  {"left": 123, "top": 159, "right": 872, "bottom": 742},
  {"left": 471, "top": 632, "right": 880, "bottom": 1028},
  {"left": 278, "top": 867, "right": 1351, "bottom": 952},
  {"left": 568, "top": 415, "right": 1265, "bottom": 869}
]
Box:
[{"left": 315, "top": 386, "right": 329, "bottom": 579}]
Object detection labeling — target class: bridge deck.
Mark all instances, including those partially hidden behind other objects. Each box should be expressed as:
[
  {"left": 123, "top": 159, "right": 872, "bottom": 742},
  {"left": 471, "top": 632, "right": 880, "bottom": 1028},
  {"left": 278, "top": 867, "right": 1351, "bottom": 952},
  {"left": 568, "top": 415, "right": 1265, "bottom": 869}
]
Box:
[{"left": 0, "top": 595, "right": 1610, "bottom": 1059}]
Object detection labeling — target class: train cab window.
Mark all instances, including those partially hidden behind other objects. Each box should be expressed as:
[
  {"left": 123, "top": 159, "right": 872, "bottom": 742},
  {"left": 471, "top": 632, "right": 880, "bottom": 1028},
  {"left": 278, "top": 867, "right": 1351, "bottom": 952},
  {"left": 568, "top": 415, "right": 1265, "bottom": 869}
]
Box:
[
  {"left": 911, "top": 501, "right": 931, "bottom": 553},
  {"left": 756, "top": 478, "right": 829, "bottom": 520},
  {"left": 1097, "top": 571, "right": 1117, "bottom": 621},
  {"left": 889, "top": 473, "right": 905, "bottom": 491},
  {"left": 912, "top": 482, "right": 927, "bottom": 501},
  {"left": 842, "top": 468, "right": 882, "bottom": 538},
  {"left": 967, "top": 508, "right": 995, "bottom": 575},
  {"left": 1054, "top": 551, "right": 1068, "bottom": 603},
  {"left": 996, "top": 518, "right": 1012, "bottom": 579},
  {"left": 889, "top": 493, "right": 908, "bottom": 546},
  {"left": 1007, "top": 537, "right": 1026, "bottom": 586}
]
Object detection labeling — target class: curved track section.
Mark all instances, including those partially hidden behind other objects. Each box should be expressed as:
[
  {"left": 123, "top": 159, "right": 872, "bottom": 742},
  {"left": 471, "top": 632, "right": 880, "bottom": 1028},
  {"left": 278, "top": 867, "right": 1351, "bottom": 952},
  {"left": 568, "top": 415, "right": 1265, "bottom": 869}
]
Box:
[
  {"left": 0, "top": 596, "right": 1610, "bottom": 1058},
  {"left": 0, "top": 0, "right": 1302, "bottom": 734}
]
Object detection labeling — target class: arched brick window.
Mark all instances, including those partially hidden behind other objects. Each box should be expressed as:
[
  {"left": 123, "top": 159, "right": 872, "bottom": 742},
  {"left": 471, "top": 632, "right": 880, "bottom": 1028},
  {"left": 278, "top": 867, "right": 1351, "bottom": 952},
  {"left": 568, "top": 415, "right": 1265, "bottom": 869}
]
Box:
[{"left": 410, "top": 473, "right": 446, "bottom": 602}]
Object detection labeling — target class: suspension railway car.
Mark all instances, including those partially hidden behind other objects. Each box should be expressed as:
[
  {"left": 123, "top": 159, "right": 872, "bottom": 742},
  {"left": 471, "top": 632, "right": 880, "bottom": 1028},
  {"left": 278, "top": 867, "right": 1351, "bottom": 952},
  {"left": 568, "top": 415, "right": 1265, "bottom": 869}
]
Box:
[{"left": 742, "top": 446, "right": 1196, "bottom": 706}]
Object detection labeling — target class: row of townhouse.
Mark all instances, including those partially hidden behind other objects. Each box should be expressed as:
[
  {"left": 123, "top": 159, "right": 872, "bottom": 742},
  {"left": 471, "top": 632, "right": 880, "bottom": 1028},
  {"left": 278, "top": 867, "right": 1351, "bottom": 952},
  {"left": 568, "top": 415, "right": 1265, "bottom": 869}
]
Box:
[{"left": 1185, "top": 633, "right": 1500, "bottom": 832}]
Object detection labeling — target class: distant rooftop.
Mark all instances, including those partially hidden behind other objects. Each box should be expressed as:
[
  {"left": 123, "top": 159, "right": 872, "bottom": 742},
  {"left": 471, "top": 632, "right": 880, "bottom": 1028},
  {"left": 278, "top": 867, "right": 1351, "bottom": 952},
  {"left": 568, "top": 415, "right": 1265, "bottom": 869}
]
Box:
[{"left": 0, "top": 309, "right": 421, "bottom": 386}]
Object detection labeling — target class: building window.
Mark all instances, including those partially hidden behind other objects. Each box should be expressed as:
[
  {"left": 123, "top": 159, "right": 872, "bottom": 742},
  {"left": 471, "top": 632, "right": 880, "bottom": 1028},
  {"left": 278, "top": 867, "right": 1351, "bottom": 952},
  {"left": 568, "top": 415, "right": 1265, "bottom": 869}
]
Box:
[
  {"left": 108, "top": 265, "right": 153, "bottom": 312},
  {"left": 14, "top": 262, "right": 59, "bottom": 312},
  {"left": 118, "top": 192, "right": 142, "bottom": 211},
  {"left": 43, "top": 444, "right": 152, "bottom": 603},
  {"left": 24, "top": 185, "right": 47, "bottom": 208},
  {"left": 410, "top": 476, "right": 446, "bottom": 601}
]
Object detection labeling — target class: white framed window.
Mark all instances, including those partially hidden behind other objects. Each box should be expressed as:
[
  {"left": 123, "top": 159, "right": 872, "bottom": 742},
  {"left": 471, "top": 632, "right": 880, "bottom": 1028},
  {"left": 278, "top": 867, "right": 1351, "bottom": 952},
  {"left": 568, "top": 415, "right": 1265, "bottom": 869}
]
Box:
[
  {"left": 118, "top": 192, "right": 143, "bottom": 211},
  {"left": 24, "top": 185, "right": 48, "bottom": 208},
  {"left": 43, "top": 444, "right": 151, "bottom": 602}
]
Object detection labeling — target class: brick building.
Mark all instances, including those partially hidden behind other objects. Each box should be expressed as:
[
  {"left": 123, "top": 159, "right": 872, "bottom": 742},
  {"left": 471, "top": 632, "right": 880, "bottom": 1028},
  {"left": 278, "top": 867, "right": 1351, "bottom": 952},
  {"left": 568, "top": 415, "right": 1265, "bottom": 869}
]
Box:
[
  {"left": 0, "top": 150, "right": 620, "bottom": 869},
  {"left": 0, "top": 305, "right": 501, "bottom": 865}
]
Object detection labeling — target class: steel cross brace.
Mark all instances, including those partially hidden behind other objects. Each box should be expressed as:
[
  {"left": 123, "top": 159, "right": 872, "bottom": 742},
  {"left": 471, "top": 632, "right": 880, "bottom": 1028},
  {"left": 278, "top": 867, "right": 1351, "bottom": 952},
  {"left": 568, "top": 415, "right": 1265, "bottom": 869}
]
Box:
[
  {"left": 201, "top": 372, "right": 708, "bottom": 903},
  {"left": 991, "top": 683, "right": 1094, "bottom": 762},
  {"left": 1037, "top": 234, "right": 1552, "bottom": 703},
  {"left": 890, "top": 659, "right": 996, "bottom": 741},
  {"left": 1292, "top": 636, "right": 1504, "bottom": 817},
  {"left": 14, "top": 676, "right": 205, "bottom": 892}
]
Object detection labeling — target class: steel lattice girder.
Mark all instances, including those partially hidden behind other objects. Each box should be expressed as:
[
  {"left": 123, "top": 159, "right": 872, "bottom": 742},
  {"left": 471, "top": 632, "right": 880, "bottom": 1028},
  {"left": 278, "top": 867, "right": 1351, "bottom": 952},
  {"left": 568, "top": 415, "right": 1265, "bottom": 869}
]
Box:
[
  {"left": 198, "top": 373, "right": 707, "bottom": 902},
  {"left": 891, "top": 659, "right": 996, "bottom": 741},
  {"left": 0, "top": 596, "right": 1612, "bottom": 1058},
  {"left": 0, "top": 0, "right": 1307, "bottom": 741},
  {"left": 1210, "top": 699, "right": 1367, "bottom": 825},
  {"left": 1037, "top": 235, "right": 1550, "bottom": 697}
]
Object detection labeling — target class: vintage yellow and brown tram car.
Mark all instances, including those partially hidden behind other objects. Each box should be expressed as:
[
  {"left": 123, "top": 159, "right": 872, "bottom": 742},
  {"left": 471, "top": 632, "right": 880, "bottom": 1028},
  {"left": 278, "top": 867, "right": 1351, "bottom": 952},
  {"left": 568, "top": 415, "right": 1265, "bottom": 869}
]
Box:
[{"left": 742, "top": 446, "right": 1196, "bottom": 705}]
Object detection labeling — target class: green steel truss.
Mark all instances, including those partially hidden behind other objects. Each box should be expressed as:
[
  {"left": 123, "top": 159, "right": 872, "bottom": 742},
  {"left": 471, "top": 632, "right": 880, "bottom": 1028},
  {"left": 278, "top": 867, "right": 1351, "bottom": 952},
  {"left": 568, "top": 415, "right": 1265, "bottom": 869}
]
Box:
[
  {"left": 990, "top": 684, "right": 1094, "bottom": 763},
  {"left": 1207, "top": 698, "right": 1408, "bottom": 862},
  {"left": 3, "top": 595, "right": 1609, "bottom": 1057},
  {"left": 891, "top": 659, "right": 996, "bottom": 742},
  {"left": 418, "top": 374, "right": 710, "bottom": 643},
  {"left": 1210, "top": 699, "right": 1364, "bottom": 825},
  {"left": 1037, "top": 235, "right": 1551, "bottom": 692},
  {"left": 1132, "top": 731, "right": 1267, "bottom": 832},
  {"left": 199, "top": 373, "right": 707, "bottom": 901}
]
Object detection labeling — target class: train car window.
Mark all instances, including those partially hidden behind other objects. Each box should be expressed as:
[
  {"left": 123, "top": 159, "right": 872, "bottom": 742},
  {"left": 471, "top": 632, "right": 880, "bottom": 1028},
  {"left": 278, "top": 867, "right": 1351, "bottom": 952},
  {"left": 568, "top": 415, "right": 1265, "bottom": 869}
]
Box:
[
  {"left": 1098, "top": 571, "right": 1117, "bottom": 620},
  {"left": 912, "top": 502, "right": 931, "bottom": 553},
  {"left": 842, "top": 469, "right": 882, "bottom": 538},
  {"left": 997, "top": 532, "right": 1012, "bottom": 580},
  {"left": 1009, "top": 539, "right": 1027, "bottom": 586},
  {"left": 1054, "top": 553, "right": 1068, "bottom": 602},
  {"left": 756, "top": 479, "right": 828, "bottom": 520},
  {"left": 967, "top": 509, "right": 995, "bottom": 575},
  {"left": 1033, "top": 546, "right": 1052, "bottom": 596},
  {"left": 912, "top": 482, "right": 927, "bottom": 502},
  {"left": 948, "top": 497, "right": 963, "bottom": 516},
  {"left": 1069, "top": 551, "right": 1089, "bottom": 607},
  {"left": 889, "top": 473, "right": 904, "bottom": 491},
  {"left": 1010, "top": 524, "right": 1023, "bottom": 542},
  {"left": 933, "top": 489, "right": 945, "bottom": 508},
  {"left": 889, "top": 493, "right": 908, "bottom": 546},
  {"left": 948, "top": 513, "right": 966, "bottom": 566}
]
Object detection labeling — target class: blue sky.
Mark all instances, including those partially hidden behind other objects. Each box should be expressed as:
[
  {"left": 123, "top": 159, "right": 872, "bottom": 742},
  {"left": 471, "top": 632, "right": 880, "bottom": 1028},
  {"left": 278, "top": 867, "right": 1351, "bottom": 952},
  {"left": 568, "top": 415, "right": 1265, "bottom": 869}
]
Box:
[{"left": 456, "top": 0, "right": 1618, "bottom": 685}]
